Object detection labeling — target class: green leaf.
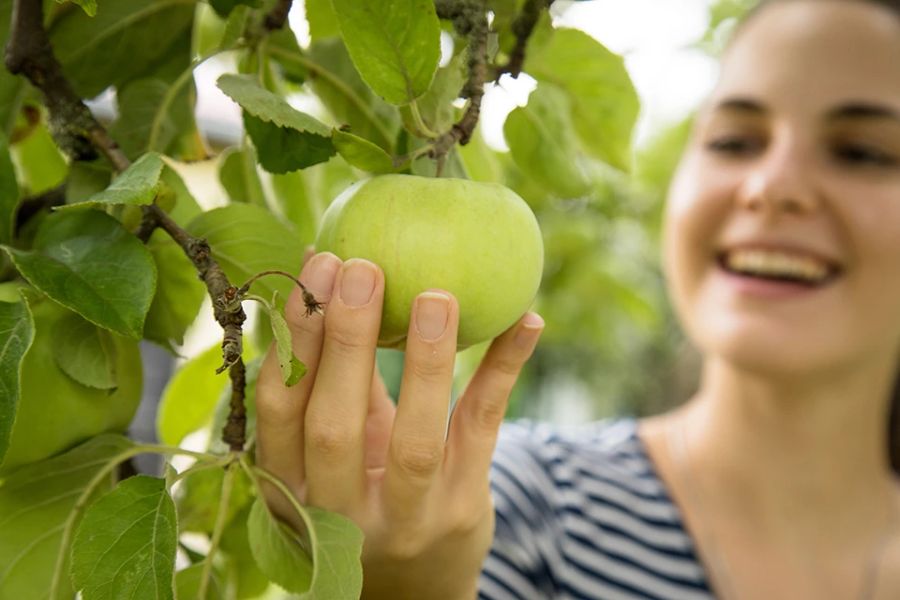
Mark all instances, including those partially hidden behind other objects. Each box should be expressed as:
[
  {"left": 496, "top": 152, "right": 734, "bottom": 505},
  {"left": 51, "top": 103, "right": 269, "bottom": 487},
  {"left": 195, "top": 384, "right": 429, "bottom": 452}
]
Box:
[
  {"left": 58, "top": 0, "right": 97, "bottom": 17},
  {"left": 219, "top": 146, "right": 267, "bottom": 206},
  {"left": 144, "top": 231, "right": 206, "bottom": 351},
  {"left": 59, "top": 152, "right": 164, "bottom": 210},
  {"left": 65, "top": 160, "right": 113, "bottom": 205},
  {"left": 0, "top": 134, "right": 18, "bottom": 245},
  {"left": 332, "top": 129, "right": 395, "bottom": 174},
  {"left": 156, "top": 344, "right": 227, "bottom": 446},
  {"left": 271, "top": 169, "right": 321, "bottom": 247},
  {"left": 0, "top": 0, "right": 25, "bottom": 136},
  {"left": 218, "top": 505, "right": 270, "bottom": 599},
  {"left": 285, "top": 38, "right": 399, "bottom": 151},
  {"left": 175, "top": 564, "right": 222, "bottom": 599},
  {"left": 331, "top": 0, "right": 441, "bottom": 106},
  {"left": 244, "top": 114, "right": 336, "bottom": 174},
  {"left": 110, "top": 78, "right": 194, "bottom": 159},
  {"left": 305, "top": 0, "right": 340, "bottom": 40},
  {"left": 0, "top": 297, "right": 34, "bottom": 464},
  {"left": 49, "top": 0, "right": 196, "bottom": 99},
  {"left": 267, "top": 297, "right": 307, "bottom": 387},
  {"left": 176, "top": 464, "right": 253, "bottom": 534},
  {"left": 247, "top": 498, "right": 312, "bottom": 592},
  {"left": 161, "top": 165, "right": 203, "bottom": 227},
  {"left": 187, "top": 203, "right": 305, "bottom": 303},
  {"left": 71, "top": 475, "right": 178, "bottom": 600},
  {"left": 51, "top": 312, "right": 118, "bottom": 390},
  {"left": 218, "top": 74, "right": 330, "bottom": 136},
  {"left": 504, "top": 84, "right": 592, "bottom": 198},
  {"left": 3, "top": 210, "right": 157, "bottom": 339},
  {"left": 247, "top": 498, "right": 363, "bottom": 597},
  {"left": 209, "top": 0, "right": 259, "bottom": 18},
  {"left": 217, "top": 74, "right": 336, "bottom": 173},
  {"left": 525, "top": 27, "right": 640, "bottom": 171},
  {"left": 10, "top": 121, "right": 67, "bottom": 195},
  {"left": 0, "top": 434, "right": 133, "bottom": 600}
]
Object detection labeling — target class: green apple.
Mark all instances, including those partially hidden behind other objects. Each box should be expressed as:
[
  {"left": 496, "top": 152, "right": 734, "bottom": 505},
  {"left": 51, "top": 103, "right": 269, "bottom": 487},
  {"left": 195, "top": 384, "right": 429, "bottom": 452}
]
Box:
[
  {"left": 315, "top": 174, "right": 543, "bottom": 350},
  {"left": 0, "top": 288, "right": 143, "bottom": 474}
]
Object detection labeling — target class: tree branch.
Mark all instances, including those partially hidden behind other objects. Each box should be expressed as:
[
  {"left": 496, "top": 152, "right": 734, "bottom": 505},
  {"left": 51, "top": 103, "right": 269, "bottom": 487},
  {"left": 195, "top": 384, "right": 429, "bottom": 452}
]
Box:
[
  {"left": 429, "top": 0, "right": 489, "bottom": 163},
  {"left": 493, "top": 0, "right": 555, "bottom": 80},
  {"left": 4, "top": 0, "right": 127, "bottom": 168},
  {"left": 4, "top": 0, "right": 250, "bottom": 452}
]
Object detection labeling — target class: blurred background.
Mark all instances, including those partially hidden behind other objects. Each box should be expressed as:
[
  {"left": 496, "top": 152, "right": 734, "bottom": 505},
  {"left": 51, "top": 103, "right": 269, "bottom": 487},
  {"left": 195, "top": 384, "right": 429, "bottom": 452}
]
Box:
[{"left": 120, "top": 0, "right": 758, "bottom": 455}]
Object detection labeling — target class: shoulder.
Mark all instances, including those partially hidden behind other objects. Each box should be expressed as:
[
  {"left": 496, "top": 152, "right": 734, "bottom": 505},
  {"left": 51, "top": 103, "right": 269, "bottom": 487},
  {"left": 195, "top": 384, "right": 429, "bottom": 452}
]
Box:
[{"left": 483, "top": 418, "right": 713, "bottom": 599}]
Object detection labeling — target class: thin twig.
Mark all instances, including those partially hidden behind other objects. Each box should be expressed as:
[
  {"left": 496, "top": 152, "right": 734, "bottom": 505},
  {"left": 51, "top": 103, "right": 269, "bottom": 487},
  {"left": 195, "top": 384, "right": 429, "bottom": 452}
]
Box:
[
  {"left": 264, "top": 0, "right": 293, "bottom": 31},
  {"left": 14, "top": 183, "right": 65, "bottom": 233}
]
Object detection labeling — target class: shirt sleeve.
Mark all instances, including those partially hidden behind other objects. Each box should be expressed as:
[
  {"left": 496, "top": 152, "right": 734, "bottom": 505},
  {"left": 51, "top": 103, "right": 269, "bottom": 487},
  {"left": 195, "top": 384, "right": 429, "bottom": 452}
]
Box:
[{"left": 478, "top": 421, "right": 565, "bottom": 599}]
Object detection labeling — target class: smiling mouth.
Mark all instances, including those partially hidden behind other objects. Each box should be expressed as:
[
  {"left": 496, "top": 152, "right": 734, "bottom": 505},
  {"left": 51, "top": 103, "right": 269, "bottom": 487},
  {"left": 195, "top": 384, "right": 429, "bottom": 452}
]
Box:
[{"left": 714, "top": 253, "right": 844, "bottom": 288}]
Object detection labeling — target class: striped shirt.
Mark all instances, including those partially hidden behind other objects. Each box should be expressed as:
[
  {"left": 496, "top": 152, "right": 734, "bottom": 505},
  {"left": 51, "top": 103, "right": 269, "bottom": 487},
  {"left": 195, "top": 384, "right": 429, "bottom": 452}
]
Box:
[{"left": 478, "top": 418, "right": 716, "bottom": 600}]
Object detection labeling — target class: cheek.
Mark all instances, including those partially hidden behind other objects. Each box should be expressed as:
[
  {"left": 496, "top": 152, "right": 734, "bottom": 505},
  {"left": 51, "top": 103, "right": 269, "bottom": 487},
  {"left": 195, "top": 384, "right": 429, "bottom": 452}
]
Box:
[{"left": 662, "top": 160, "right": 735, "bottom": 298}]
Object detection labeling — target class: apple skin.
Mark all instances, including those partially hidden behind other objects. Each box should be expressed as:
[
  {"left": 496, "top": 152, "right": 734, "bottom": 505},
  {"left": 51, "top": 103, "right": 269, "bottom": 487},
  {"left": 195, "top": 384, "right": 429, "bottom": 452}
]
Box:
[
  {"left": 0, "top": 288, "right": 143, "bottom": 474},
  {"left": 315, "top": 174, "right": 544, "bottom": 350}
]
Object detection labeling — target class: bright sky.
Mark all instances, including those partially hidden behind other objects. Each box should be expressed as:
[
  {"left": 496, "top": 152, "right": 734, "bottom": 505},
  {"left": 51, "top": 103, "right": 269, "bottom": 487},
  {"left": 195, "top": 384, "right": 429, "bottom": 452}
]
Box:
[{"left": 193, "top": 0, "right": 721, "bottom": 150}]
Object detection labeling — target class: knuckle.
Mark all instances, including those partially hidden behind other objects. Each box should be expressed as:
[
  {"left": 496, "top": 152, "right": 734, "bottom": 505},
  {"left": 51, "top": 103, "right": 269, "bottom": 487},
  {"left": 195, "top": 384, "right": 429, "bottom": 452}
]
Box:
[
  {"left": 408, "top": 356, "right": 452, "bottom": 381},
  {"left": 306, "top": 419, "right": 354, "bottom": 456},
  {"left": 466, "top": 395, "right": 507, "bottom": 432},
  {"left": 325, "top": 326, "right": 371, "bottom": 357},
  {"left": 391, "top": 439, "right": 444, "bottom": 479},
  {"left": 487, "top": 353, "right": 522, "bottom": 378},
  {"left": 383, "top": 532, "right": 428, "bottom": 562},
  {"left": 447, "top": 499, "right": 491, "bottom": 536}
]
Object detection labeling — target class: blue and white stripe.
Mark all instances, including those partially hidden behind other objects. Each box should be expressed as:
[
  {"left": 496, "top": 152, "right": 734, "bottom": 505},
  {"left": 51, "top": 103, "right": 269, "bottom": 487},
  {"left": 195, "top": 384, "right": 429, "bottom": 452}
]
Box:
[{"left": 478, "top": 419, "right": 715, "bottom": 600}]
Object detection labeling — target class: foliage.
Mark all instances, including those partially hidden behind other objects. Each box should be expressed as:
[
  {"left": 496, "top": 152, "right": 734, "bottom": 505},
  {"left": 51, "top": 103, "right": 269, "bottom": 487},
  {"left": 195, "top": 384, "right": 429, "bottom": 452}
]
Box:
[{"left": 0, "top": 0, "right": 701, "bottom": 597}]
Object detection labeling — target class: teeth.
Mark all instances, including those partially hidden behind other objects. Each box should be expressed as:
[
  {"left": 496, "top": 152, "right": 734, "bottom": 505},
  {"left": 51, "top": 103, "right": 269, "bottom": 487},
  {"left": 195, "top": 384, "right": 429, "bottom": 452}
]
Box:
[{"left": 724, "top": 249, "right": 831, "bottom": 283}]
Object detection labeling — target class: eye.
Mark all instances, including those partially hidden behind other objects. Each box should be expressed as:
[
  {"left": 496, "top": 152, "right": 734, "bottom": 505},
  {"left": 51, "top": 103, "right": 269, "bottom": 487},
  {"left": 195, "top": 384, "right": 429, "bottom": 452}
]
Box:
[
  {"left": 832, "top": 143, "right": 898, "bottom": 167},
  {"left": 704, "top": 136, "right": 762, "bottom": 156}
]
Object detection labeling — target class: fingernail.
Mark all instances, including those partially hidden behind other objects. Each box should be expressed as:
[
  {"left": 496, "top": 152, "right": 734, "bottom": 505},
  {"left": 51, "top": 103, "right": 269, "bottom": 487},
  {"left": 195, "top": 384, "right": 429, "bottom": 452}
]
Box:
[
  {"left": 415, "top": 292, "right": 450, "bottom": 341},
  {"left": 302, "top": 253, "right": 341, "bottom": 300},
  {"left": 515, "top": 312, "right": 544, "bottom": 348},
  {"left": 340, "top": 259, "right": 377, "bottom": 307}
]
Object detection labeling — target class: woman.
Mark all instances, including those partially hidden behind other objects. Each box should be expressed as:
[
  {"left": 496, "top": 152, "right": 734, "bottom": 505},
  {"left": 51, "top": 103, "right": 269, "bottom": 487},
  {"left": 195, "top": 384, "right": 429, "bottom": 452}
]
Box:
[{"left": 254, "top": 0, "right": 900, "bottom": 597}]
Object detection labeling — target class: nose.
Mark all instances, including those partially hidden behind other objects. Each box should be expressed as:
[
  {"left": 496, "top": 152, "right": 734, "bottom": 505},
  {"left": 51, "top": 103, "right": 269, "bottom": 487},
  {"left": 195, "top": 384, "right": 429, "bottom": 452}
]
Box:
[{"left": 735, "top": 139, "right": 819, "bottom": 217}]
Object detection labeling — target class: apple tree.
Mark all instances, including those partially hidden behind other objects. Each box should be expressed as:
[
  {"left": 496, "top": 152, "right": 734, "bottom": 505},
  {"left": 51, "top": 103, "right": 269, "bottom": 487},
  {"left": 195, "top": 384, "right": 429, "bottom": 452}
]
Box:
[{"left": 0, "top": 0, "right": 693, "bottom": 597}]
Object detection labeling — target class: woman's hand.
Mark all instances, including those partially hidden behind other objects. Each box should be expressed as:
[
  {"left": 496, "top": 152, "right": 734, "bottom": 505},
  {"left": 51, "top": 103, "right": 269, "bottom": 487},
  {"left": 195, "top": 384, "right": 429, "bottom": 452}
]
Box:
[{"left": 255, "top": 251, "right": 544, "bottom": 600}]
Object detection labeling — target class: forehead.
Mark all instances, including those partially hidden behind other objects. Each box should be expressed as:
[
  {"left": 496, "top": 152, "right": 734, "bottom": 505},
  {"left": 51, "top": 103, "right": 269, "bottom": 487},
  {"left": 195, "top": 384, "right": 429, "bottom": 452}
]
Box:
[{"left": 709, "top": 1, "right": 900, "bottom": 112}]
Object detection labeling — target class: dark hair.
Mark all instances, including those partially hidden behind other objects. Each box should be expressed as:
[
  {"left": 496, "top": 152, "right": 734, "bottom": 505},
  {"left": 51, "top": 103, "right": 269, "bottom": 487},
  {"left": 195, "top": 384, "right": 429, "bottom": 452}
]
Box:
[{"left": 738, "top": 0, "right": 900, "bottom": 474}]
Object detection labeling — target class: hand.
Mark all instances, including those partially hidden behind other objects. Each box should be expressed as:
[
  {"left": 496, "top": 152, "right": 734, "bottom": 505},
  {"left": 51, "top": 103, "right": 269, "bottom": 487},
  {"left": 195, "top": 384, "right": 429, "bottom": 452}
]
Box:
[{"left": 255, "top": 251, "right": 544, "bottom": 600}]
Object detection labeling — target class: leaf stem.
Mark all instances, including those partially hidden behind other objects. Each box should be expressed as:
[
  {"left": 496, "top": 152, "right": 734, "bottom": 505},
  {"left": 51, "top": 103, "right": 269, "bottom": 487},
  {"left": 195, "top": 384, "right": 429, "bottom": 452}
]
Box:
[
  {"left": 238, "top": 454, "right": 319, "bottom": 554},
  {"left": 408, "top": 100, "right": 440, "bottom": 138},
  {"left": 199, "top": 461, "right": 238, "bottom": 599},
  {"left": 170, "top": 453, "right": 235, "bottom": 485},
  {"left": 147, "top": 47, "right": 238, "bottom": 153}
]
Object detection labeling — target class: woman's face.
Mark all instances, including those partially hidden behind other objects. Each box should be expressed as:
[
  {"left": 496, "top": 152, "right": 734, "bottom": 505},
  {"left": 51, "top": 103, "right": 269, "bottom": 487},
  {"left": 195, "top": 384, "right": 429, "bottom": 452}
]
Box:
[{"left": 663, "top": 0, "right": 900, "bottom": 378}]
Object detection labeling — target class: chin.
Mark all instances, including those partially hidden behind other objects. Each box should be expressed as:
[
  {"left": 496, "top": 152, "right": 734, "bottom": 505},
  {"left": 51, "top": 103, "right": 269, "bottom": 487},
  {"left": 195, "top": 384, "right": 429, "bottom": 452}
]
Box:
[{"left": 692, "top": 314, "right": 846, "bottom": 381}]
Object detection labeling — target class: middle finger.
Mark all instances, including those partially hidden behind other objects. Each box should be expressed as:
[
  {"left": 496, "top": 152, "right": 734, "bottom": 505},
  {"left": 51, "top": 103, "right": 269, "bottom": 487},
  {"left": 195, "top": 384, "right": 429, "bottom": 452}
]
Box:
[{"left": 305, "top": 258, "right": 385, "bottom": 510}]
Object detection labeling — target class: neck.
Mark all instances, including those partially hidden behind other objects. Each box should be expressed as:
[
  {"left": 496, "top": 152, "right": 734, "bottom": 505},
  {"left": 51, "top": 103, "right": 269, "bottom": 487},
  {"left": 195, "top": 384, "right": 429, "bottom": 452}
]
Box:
[{"left": 681, "top": 353, "right": 899, "bottom": 545}]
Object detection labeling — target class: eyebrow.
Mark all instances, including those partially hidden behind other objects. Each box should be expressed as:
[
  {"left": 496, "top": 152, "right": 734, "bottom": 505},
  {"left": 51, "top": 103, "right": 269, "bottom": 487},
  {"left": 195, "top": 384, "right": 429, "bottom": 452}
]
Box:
[
  {"left": 826, "top": 102, "right": 900, "bottom": 124},
  {"left": 710, "top": 97, "right": 768, "bottom": 116},
  {"left": 710, "top": 96, "right": 900, "bottom": 124}
]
